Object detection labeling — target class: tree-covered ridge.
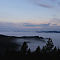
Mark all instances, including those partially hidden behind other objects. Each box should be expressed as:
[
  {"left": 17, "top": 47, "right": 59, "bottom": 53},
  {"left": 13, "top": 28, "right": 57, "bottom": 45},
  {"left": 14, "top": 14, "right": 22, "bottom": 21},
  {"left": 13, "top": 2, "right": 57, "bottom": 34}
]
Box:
[
  {"left": 1, "top": 38, "right": 60, "bottom": 59},
  {"left": 0, "top": 34, "right": 60, "bottom": 59}
]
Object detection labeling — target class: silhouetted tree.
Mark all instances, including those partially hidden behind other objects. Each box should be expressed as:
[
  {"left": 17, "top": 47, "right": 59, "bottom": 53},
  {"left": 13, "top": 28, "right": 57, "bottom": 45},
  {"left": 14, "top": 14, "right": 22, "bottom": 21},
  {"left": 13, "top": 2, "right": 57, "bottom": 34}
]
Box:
[
  {"left": 27, "top": 48, "right": 31, "bottom": 55},
  {"left": 57, "top": 48, "right": 60, "bottom": 56},
  {"left": 52, "top": 46, "right": 57, "bottom": 56},
  {"left": 53, "top": 46, "right": 57, "bottom": 52},
  {"left": 35, "top": 46, "right": 41, "bottom": 56},
  {"left": 42, "top": 46, "right": 46, "bottom": 54},
  {"left": 20, "top": 42, "right": 28, "bottom": 55},
  {"left": 45, "top": 38, "right": 54, "bottom": 53}
]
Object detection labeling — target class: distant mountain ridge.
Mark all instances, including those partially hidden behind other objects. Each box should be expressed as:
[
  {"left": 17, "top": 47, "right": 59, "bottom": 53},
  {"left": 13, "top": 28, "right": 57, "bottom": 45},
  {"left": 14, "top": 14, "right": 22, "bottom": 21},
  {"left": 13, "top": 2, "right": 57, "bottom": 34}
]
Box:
[{"left": 36, "top": 31, "right": 60, "bottom": 33}]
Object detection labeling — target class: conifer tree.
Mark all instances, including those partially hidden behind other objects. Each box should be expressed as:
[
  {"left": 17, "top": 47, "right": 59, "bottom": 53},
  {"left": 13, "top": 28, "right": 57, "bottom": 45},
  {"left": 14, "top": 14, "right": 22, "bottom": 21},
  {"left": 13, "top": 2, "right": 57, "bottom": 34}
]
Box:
[
  {"left": 21, "top": 42, "right": 28, "bottom": 55},
  {"left": 44, "top": 38, "right": 54, "bottom": 53},
  {"left": 35, "top": 46, "right": 41, "bottom": 55}
]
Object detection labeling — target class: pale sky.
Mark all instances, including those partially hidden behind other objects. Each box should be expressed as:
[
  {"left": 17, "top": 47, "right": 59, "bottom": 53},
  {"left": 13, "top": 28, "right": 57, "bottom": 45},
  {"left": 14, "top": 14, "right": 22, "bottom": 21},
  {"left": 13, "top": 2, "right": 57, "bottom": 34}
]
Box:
[{"left": 0, "top": 0, "right": 60, "bottom": 30}]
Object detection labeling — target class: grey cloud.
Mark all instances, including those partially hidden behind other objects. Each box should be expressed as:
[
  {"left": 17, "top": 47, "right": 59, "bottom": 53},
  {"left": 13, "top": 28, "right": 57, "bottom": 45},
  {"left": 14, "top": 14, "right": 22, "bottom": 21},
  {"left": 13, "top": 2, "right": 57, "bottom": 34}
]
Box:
[
  {"left": 30, "top": 0, "right": 60, "bottom": 8},
  {"left": 37, "top": 3, "right": 53, "bottom": 8},
  {"left": 30, "top": 0, "right": 54, "bottom": 8}
]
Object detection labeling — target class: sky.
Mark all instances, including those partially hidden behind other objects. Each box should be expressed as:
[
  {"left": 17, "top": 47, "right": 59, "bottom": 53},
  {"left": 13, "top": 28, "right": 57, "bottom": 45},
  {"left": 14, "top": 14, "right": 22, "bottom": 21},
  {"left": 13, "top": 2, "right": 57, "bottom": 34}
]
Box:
[{"left": 0, "top": 0, "right": 60, "bottom": 31}]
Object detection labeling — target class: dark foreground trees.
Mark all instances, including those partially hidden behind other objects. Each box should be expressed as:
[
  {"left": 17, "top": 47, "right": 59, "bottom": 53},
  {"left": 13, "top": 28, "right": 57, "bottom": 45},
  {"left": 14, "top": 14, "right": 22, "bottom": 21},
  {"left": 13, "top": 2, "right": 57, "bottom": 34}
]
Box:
[{"left": 0, "top": 38, "right": 60, "bottom": 59}]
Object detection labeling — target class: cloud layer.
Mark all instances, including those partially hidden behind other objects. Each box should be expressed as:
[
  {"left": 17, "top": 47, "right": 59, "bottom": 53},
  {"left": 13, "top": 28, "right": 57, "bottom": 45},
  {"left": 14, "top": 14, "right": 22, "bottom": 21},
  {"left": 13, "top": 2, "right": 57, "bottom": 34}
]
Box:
[
  {"left": 0, "top": 22, "right": 59, "bottom": 32},
  {"left": 24, "top": 22, "right": 60, "bottom": 31}
]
